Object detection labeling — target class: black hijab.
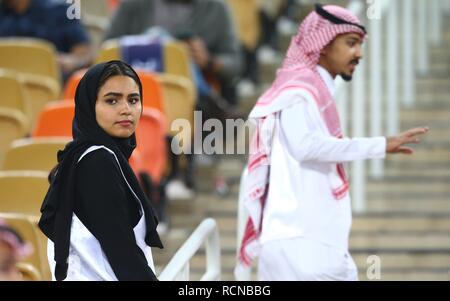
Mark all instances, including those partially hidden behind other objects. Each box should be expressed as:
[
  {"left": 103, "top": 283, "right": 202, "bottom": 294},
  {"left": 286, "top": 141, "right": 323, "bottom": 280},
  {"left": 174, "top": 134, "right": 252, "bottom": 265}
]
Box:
[{"left": 38, "top": 61, "right": 163, "bottom": 281}]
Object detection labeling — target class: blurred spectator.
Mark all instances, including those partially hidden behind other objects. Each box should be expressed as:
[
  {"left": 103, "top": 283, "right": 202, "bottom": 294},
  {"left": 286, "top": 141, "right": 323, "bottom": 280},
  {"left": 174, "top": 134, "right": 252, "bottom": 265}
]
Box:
[
  {"left": 0, "top": 219, "right": 32, "bottom": 281},
  {"left": 104, "top": 0, "right": 242, "bottom": 106},
  {"left": 258, "top": 0, "right": 284, "bottom": 50},
  {"left": 227, "top": 0, "right": 261, "bottom": 98},
  {"left": 0, "top": 0, "right": 93, "bottom": 80},
  {"left": 257, "top": 0, "right": 300, "bottom": 65}
]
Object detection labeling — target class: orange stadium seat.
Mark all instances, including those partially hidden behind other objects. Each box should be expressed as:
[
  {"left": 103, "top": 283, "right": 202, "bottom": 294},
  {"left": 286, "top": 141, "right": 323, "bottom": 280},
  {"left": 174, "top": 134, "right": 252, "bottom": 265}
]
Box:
[
  {"left": 62, "top": 68, "right": 87, "bottom": 101},
  {"left": 135, "top": 108, "right": 167, "bottom": 184},
  {"left": 32, "top": 102, "right": 74, "bottom": 138},
  {"left": 137, "top": 71, "right": 165, "bottom": 114}
]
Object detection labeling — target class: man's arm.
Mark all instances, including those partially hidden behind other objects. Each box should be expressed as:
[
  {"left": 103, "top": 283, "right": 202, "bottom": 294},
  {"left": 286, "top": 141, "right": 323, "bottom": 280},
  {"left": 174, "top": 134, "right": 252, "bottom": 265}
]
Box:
[{"left": 280, "top": 99, "right": 428, "bottom": 163}]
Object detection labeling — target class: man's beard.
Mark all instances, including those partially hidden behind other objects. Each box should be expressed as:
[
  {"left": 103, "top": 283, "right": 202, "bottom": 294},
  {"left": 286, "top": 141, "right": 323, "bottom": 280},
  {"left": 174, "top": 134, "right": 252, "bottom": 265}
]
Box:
[
  {"left": 340, "top": 73, "right": 353, "bottom": 82},
  {"left": 341, "top": 59, "right": 359, "bottom": 81}
]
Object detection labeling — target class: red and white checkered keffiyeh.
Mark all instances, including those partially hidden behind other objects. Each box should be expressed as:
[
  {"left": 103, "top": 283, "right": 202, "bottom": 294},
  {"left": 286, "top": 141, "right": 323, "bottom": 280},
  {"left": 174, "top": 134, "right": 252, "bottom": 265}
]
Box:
[{"left": 235, "top": 5, "right": 366, "bottom": 277}]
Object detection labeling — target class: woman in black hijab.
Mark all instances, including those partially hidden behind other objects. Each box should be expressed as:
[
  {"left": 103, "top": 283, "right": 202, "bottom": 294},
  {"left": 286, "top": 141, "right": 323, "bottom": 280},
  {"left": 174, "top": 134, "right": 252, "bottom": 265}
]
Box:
[{"left": 39, "top": 61, "right": 163, "bottom": 281}]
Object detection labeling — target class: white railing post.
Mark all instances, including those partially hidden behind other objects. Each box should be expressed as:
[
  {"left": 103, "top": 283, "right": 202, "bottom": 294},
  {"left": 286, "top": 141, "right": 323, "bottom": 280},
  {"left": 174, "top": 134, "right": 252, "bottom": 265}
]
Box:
[
  {"left": 369, "top": 9, "right": 384, "bottom": 179},
  {"left": 430, "top": 0, "right": 443, "bottom": 46},
  {"left": 402, "top": 0, "right": 415, "bottom": 108},
  {"left": 159, "top": 218, "right": 221, "bottom": 281},
  {"left": 204, "top": 220, "right": 221, "bottom": 280},
  {"left": 387, "top": 0, "right": 399, "bottom": 136},
  {"left": 417, "top": 0, "right": 429, "bottom": 75},
  {"left": 351, "top": 44, "right": 366, "bottom": 213}
]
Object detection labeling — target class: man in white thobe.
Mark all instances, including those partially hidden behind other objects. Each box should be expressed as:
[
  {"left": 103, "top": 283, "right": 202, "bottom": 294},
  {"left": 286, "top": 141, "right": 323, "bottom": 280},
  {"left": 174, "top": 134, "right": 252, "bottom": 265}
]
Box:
[{"left": 235, "top": 4, "right": 429, "bottom": 281}]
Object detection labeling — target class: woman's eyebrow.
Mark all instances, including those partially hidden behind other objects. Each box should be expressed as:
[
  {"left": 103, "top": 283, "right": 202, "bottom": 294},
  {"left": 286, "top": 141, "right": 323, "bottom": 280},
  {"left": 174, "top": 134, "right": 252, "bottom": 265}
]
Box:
[
  {"left": 103, "top": 92, "right": 123, "bottom": 97},
  {"left": 127, "top": 93, "right": 141, "bottom": 98}
]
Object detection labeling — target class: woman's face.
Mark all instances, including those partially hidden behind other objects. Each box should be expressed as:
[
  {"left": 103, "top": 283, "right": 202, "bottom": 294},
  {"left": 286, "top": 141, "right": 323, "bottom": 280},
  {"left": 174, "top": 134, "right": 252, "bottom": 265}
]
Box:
[{"left": 95, "top": 75, "right": 142, "bottom": 138}]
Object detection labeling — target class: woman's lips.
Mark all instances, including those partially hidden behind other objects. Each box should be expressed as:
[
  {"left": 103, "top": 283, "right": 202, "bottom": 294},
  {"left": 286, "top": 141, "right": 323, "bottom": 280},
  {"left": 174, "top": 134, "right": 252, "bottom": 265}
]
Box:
[{"left": 116, "top": 120, "right": 133, "bottom": 127}]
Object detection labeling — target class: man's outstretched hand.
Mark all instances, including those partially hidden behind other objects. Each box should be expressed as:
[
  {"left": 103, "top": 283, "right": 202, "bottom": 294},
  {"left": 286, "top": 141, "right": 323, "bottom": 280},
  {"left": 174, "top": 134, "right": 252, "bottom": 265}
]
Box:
[{"left": 386, "top": 127, "right": 430, "bottom": 155}]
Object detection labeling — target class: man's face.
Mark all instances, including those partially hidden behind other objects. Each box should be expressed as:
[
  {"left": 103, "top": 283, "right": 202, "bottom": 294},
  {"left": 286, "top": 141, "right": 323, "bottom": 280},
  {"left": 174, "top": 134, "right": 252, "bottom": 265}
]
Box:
[{"left": 319, "top": 33, "right": 363, "bottom": 81}]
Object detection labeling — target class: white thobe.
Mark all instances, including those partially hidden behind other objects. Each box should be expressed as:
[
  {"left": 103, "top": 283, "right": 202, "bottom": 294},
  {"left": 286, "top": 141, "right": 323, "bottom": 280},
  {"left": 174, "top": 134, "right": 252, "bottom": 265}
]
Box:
[{"left": 257, "top": 66, "right": 387, "bottom": 281}]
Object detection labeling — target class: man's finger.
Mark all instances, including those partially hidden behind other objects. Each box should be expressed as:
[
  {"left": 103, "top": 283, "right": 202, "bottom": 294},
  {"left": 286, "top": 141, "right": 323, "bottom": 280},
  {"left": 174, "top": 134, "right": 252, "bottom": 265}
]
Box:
[
  {"left": 405, "top": 138, "right": 420, "bottom": 144},
  {"left": 398, "top": 147, "right": 414, "bottom": 154},
  {"left": 405, "top": 127, "right": 429, "bottom": 137}
]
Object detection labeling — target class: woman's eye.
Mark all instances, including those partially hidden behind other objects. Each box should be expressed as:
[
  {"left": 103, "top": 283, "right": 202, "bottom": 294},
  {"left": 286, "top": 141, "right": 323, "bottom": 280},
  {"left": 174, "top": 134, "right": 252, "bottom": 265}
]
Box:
[
  {"left": 129, "top": 98, "right": 139, "bottom": 104},
  {"left": 105, "top": 99, "right": 117, "bottom": 105}
]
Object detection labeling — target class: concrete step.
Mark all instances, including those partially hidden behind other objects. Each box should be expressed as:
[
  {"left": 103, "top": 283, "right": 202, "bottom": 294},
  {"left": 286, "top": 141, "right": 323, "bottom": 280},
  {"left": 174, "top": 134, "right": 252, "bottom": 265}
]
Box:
[
  {"left": 352, "top": 214, "right": 450, "bottom": 232},
  {"left": 347, "top": 107, "right": 450, "bottom": 124},
  {"left": 415, "top": 81, "right": 450, "bottom": 94},
  {"left": 206, "top": 232, "right": 450, "bottom": 254},
  {"left": 381, "top": 148, "right": 450, "bottom": 164},
  {"left": 367, "top": 199, "right": 450, "bottom": 213},
  {"left": 367, "top": 191, "right": 450, "bottom": 202},
  {"left": 366, "top": 177, "right": 450, "bottom": 194},
  {"left": 358, "top": 271, "right": 450, "bottom": 281},
  {"left": 350, "top": 233, "right": 450, "bottom": 249},
  {"left": 214, "top": 215, "right": 450, "bottom": 235},
  {"left": 378, "top": 166, "right": 450, "bottom": 178}
]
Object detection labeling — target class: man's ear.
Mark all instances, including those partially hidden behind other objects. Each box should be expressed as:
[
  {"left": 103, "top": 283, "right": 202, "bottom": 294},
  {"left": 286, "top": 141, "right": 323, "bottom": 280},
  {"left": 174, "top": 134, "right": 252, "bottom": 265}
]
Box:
[{"left": 320, "top": 44, "right": 329, "bottom": 56}]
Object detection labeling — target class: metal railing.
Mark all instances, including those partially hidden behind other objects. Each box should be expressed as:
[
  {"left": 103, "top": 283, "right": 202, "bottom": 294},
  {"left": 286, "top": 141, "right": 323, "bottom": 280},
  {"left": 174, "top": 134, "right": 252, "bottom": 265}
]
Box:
[{"left": 158, "top": 218, "right": 221, "bottom": 281}]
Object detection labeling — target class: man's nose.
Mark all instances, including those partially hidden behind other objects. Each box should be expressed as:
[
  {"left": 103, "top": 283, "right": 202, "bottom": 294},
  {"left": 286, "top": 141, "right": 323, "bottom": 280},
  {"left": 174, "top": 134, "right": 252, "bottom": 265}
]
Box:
[{"left": 356, "top": 44, "right": 363, "bottom": 60}]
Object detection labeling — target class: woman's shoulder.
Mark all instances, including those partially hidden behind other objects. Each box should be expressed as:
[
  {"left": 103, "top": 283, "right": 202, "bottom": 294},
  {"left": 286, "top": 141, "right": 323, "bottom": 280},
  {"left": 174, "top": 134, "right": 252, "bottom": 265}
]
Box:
[{"left": 76, "top": 146, "right": 120, "bottom": 173}]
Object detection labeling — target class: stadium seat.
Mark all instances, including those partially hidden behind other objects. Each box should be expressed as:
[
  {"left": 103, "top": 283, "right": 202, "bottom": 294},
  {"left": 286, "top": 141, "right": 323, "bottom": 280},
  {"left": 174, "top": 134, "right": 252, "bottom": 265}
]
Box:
[
  {"left": 32, "top": 102, "right": 74, "bottom": 138},
  {"left": 2, "top": 138, "right": 69, "bottom": 172}
]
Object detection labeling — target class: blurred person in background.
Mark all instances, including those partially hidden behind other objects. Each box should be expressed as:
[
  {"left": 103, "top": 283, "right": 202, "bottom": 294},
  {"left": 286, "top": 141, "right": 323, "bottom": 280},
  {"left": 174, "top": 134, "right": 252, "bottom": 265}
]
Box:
[
  {"left": 105, "top": 0, "right": 242, "bottom": 107},
  {"left": 236, "top": 4, "right": 429, "bottom": 281},
  {"left": 0, "top": 0, "right": 93, "bottom": 80},
  {"left": 0, "top": 219, "right": 33, "bottom": 281}
]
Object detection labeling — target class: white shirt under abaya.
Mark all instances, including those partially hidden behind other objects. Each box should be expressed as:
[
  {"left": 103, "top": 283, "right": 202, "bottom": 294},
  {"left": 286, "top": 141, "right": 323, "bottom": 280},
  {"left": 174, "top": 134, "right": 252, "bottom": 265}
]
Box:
[
  {"left": 257, "top": 66, "right": 386, "bottom": 280},
  {"left": 47, "top": 146, "right": 155, "bottom": 281}
]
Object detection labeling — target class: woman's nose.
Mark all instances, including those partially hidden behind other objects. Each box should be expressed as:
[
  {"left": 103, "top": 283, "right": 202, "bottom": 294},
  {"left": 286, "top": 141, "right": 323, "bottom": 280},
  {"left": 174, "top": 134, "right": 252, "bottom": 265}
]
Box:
[{"left": 119, "top": 100, "right": 131, "bottom": 114}]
